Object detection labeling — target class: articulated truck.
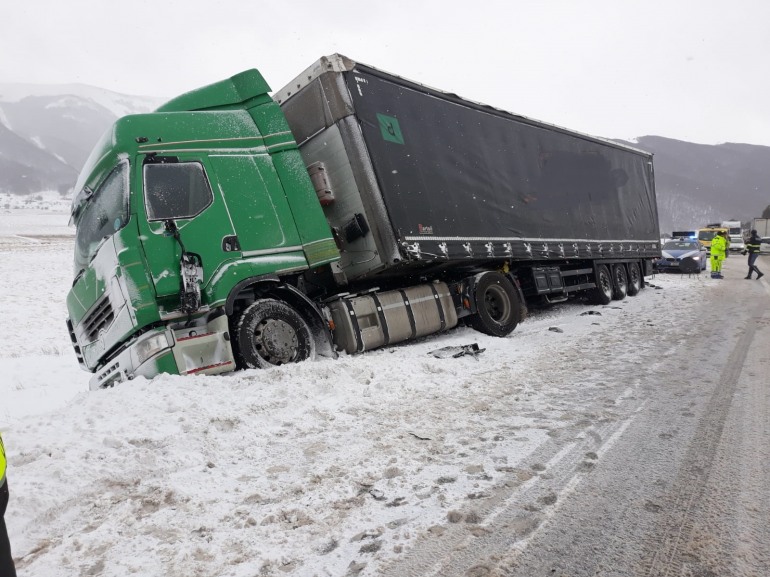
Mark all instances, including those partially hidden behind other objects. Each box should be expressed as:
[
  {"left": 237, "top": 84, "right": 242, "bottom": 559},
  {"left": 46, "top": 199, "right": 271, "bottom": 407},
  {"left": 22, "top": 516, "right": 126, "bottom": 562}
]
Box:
[{"left": 66, "top": 54, "right": 661, "bottom": 389}]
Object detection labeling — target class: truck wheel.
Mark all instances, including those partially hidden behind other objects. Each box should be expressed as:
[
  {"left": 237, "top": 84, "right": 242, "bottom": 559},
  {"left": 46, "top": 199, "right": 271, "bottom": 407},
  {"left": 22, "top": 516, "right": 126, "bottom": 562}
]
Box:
[
  {"left": 589, "top": 264, "right": 613, "bottom": 305},
  {"left": 235, "top": 299, "right": 316, "bottom": 368},
  {"left": 626, "top": 263, "right": 642, "bottom": 296},
  {"left": 611, "top": 264, "right": 628, "bottom": 300},
  {"left": 468, "top": 272, "right": 520, "bottom": 337}
]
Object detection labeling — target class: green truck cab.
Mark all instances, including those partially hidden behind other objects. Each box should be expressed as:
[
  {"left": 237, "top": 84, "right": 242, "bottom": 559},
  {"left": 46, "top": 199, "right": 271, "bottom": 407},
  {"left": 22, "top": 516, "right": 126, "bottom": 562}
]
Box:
[{"left": 67, "top": 69, "right": 339, "bottom": 388}]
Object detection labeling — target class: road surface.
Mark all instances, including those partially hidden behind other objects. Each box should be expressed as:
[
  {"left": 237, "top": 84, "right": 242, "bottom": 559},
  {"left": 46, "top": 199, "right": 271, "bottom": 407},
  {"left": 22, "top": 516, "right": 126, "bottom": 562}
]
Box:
[
  {"left": 379, "top": 255, "right": 770, "bottom": 577},
  {"left": 3, "top": 223, "right": 768, "bottom": 577}
]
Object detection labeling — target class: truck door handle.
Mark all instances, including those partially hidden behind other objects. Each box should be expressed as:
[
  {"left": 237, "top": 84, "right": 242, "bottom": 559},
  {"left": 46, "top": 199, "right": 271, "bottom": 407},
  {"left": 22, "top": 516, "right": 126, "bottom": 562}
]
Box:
[{"left": 222, "top": 235, "right": 241, "bottom": 252}]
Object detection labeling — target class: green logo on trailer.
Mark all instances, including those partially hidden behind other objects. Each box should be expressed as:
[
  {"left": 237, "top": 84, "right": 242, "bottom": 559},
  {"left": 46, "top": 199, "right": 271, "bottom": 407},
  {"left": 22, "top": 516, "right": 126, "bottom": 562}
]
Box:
[{"left": 377, "top": 113, "right": 404, "bottom": 145}]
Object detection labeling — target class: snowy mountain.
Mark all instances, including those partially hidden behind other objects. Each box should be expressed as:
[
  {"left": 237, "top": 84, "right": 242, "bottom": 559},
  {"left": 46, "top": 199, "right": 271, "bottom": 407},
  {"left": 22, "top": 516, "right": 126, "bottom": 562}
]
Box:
[
  {"left": 0, "top": 83, "right": 165, "bottom": 195},
  {"left": 1, "top": 81, "right": 769, "bottom": 232},
  {"left": 614, "top": 136, "right": 770, "bottom": 233},
  {"left": 0, "top": 82, "right": 163, "bottom": 118}
]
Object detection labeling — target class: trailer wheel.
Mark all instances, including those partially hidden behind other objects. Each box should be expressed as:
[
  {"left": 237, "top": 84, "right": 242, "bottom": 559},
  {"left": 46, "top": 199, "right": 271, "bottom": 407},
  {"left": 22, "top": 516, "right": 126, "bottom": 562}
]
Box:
[
  {"left": 611, "top": 264, "right": 628, "bottom": 300},
  {"left": 626, "top": 263, "right": 642, "bottom": 296},
  {"left": 589, "top": 264, "right": 613, "bottom": 305},
  {"left": 235, "top": 299, "right": 316, "bottom": 369},
  {"left": 468, "top": 272, "right": 520, "bottom": 337}
]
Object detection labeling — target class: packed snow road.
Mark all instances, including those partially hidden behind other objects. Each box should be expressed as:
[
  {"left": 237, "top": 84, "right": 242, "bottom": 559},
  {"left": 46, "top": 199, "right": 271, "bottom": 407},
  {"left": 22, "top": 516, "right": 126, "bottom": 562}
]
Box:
[
  {"left": 380, "top": 256, "right": 770, "bottom": 577},
  {"left": 1, "top": 211, "right": 768, "bottom": 577}
]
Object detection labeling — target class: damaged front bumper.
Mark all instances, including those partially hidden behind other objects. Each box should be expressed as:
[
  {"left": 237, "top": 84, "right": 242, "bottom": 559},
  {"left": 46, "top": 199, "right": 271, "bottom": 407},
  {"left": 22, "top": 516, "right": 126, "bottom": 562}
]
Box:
[{"left": 89, "top": 314, "right": 236, "bottom": 389}]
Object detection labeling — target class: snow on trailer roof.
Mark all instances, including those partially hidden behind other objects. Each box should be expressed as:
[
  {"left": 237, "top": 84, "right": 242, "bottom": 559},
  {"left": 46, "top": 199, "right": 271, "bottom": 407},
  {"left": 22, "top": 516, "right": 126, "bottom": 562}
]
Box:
[{"left": 273, "top": 53, "right": 654, "bottom": 159}]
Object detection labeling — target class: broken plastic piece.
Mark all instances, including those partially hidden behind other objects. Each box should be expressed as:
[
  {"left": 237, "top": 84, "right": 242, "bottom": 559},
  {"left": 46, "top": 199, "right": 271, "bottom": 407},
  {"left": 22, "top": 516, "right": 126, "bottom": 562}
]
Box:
[{"left": 428, "top": 343, "right": 485, "bottom": 359}]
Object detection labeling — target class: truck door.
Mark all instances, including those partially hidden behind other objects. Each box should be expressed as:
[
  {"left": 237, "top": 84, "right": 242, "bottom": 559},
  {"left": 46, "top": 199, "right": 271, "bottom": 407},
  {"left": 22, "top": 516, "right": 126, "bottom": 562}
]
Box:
[
  {"left": 207, "top": 153, "right": 302, "bottom": 255},
  {"left": 137, "top": 154, "right": 235, "bottom": 298}
]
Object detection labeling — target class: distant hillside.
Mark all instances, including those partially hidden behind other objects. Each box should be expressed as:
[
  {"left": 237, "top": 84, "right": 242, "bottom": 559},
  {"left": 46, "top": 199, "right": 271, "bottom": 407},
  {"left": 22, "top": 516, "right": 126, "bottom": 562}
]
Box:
[
  {"left": 615, "top": 136, "right": 770, "bottom": 233},
  {"left": 0, "top": 83, "right": 165, "bottom": 196},
  {"left": 1, "top": 82, "right": 769, "bottom": 234}
]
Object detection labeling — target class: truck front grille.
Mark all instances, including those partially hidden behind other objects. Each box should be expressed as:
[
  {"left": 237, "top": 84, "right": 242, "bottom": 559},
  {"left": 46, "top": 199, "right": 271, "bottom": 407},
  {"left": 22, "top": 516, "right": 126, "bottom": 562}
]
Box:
[
  {"left": 66, "top": 317, "right": 85, "bottom": 367},
  {"left": 83, "top": 296, "right": 115, "bottom": 342}
]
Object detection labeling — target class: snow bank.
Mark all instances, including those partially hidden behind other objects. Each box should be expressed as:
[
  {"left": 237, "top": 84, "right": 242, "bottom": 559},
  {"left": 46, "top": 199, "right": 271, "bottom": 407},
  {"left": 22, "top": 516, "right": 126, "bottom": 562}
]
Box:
[{"left": 0, "top": 209, "right": 717, "bottom": 576}]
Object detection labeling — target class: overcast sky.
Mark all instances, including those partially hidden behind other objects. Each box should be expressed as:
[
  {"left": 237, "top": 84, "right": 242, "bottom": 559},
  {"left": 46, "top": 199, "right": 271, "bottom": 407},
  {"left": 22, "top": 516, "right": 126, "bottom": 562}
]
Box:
[{"left": 3, "top": 0, "right": 769, "bottom": 146}]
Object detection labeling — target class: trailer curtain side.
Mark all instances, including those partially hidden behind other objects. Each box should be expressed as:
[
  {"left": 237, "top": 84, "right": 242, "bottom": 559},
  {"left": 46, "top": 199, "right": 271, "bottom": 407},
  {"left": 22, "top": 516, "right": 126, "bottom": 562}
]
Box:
[{"left": 279, "top": 55, "right": 660, "bottom": 284}]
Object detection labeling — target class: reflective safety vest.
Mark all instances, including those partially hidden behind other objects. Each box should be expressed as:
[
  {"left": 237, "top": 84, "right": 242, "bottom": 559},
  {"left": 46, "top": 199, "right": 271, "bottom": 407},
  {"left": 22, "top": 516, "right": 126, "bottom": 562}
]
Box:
[
  {"left": 0, "top": 433, "right": 6, "bottom": 486},
  {"left": 711, "top": 235, "right": 727, "bottom": 255},
  {"left": 746, "top": 234, "right": 762, "bottom": 254}
]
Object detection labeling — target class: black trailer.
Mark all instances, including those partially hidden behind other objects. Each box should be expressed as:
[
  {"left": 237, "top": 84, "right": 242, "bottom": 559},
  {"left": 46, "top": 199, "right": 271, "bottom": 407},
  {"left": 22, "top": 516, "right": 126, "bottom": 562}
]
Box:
[{"left": 276, "top": 54, "right": 660, "bottom": 309}]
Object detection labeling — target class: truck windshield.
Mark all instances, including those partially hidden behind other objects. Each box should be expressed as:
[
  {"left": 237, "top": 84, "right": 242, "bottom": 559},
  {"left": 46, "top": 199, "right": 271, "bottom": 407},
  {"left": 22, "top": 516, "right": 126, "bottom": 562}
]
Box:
[
  {"left": 698, "top": 230, "right": 717, "bottom": 241},
  {"left": 74, "top": 163, "right": 129, "bottom": 273}
]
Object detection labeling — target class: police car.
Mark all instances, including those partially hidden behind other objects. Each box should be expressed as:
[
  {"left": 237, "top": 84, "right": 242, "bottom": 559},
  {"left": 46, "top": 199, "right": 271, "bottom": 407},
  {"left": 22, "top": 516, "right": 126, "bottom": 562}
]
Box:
[{"left": 656, "top": 239, "right": 708, "bottom": 273}]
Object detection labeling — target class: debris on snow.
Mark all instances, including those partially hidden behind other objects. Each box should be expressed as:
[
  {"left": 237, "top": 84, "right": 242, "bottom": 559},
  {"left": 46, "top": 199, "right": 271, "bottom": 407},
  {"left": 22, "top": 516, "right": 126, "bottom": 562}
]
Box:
[
  {"left": 369, "top": 489, "right": 386, "bottom": 501},
  {"left": 428, "top": 343, "right": 485, "bottom": 358}
]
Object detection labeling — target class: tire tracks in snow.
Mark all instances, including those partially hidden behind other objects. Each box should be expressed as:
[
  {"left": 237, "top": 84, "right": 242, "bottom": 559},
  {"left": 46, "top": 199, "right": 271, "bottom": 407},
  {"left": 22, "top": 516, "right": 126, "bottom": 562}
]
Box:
[
  {"left": 377, "top": 275, "right": 767, "bottom": 577},
  {"left": 639, "top": 298, "right": 769, "bottom": 577},
  {"left": 376, "top": 400, "right": 648, "bottom": 577},
  {"left": 376, "top": 299, "right": 657, "bottom": 577}
]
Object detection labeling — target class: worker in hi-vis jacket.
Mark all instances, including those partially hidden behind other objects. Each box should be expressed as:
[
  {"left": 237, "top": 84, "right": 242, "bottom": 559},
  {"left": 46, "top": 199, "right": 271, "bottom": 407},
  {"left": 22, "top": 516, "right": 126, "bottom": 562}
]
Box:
[{"left": 0, "top": 432, "right": 17, "bottom": 577}]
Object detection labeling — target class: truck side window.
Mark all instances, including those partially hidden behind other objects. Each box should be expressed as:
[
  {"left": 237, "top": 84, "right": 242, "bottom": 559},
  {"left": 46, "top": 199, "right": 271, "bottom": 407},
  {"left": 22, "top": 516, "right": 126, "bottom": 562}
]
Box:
[
  {"left": 74, "top": 162, "right": 129, "bottom": 271},
  {"left": 143, "top": 162, "right": 213, "bottom": 221}
]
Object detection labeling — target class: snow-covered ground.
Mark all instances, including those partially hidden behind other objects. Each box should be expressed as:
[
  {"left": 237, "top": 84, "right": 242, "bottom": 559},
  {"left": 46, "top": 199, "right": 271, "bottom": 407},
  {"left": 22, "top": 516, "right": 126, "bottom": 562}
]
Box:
[
  {"left": 0, "top": 191, "right": 72, "bottom": 216},
  {"left": 0, "top": 209, "right": 730, "bottom": 577}
]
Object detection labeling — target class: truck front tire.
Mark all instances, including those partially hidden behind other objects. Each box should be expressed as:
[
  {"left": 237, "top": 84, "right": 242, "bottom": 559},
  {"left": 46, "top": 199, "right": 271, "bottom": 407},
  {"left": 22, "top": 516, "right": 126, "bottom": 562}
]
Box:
[
  {"left": 235, "top": 299, "right": 316, "bottom": 369},
  {"left": 468, "top": 272, "right": 520, "bottom": 337}
]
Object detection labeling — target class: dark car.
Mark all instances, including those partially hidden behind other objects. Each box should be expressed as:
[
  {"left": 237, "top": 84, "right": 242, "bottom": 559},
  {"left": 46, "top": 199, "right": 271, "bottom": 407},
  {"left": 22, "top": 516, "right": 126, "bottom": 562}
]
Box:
[{"left": 656, "top": 239, "right": 708, "bottom": 273}]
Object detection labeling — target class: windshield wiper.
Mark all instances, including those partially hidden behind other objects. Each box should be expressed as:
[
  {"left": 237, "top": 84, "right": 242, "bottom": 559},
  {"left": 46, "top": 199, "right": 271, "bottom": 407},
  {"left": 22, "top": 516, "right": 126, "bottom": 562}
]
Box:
[
  {"left": 90, "top": 236, "right": 112, "bottom": 262},
  {"left": 69, "top": 186, "right": 94, "bottom": 225},
  {"left": 72, "top": 268, "right": 85, "bottom": 287}
]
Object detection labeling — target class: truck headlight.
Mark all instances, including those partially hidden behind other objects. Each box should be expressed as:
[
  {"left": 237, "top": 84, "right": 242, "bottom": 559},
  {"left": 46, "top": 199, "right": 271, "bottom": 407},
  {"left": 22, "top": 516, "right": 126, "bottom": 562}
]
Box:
[{"left": 136, "top": 333, "right": 170, "bottom": 365}]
